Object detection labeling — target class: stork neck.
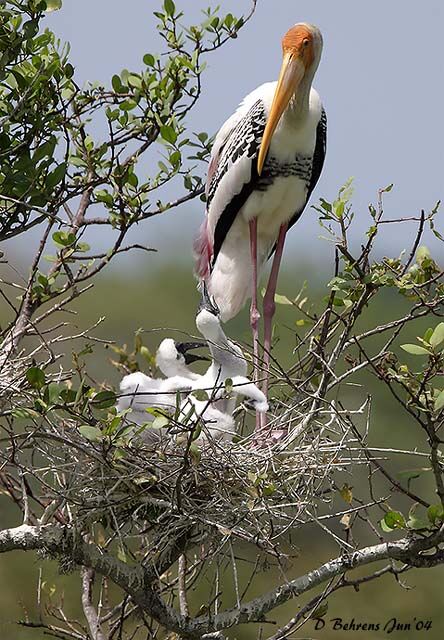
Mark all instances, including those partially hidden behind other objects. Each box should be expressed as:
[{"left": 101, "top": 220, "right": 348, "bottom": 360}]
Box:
[
  {"left": 287, "top": 73, "right": 313, "bottom": 123},
  {"left": 162, "top": 360, "right": 191, "bottom": 378}
]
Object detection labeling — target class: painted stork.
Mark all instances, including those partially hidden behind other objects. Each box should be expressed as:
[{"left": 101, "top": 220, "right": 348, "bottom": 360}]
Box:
[{"left": 194, "top": 22, "right": 326, "bottom": 418}]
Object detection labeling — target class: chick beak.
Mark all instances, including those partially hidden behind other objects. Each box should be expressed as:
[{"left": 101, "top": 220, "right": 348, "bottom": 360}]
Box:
[{"left": 175, "top": 341, "right": 210, "bottom": 365}]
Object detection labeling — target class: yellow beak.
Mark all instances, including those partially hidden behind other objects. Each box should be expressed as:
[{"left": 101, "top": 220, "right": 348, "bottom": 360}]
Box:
[{"left": 257, "top": 53, "right": 305, "bottom": 175}]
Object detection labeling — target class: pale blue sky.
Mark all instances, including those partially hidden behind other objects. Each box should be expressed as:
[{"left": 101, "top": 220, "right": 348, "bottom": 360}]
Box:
[{"left": 22, "top": 1, "right": 444, "bottom": 268}]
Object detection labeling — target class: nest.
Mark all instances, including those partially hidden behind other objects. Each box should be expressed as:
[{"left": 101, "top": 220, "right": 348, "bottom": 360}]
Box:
[{"left": 34, "top": 400, "right": 362, "bottom": 560}]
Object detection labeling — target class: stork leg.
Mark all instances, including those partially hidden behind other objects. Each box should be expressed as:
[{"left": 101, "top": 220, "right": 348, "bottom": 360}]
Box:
[
  {"left": 261, "top": 222, "right": 288, "bottom": 435},
  {"left": 249, "top": 218, "right": 261, "bottom": 432},
  {"left": 249, "top": 218, "right": 260, "bottom": 377}
]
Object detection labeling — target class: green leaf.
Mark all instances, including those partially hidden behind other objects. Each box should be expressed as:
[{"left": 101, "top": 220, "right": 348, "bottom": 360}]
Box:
[
  {"left": 406, "top": 515, "right": 429, "bottom": 530},
  {"left": 427, "top": 503, "right": 444, "bottom": 524},
  {"left": 435, "top": 390, "right": 444, "bottom": 412},
  {"left": 259, "top": 288, "right": 292, "bottom": 305},
  {"left": 262, "top": 482, "right": 276, "bottom": 496},
  {"left": 117, "top": 543, "right": 127, "bottom": 563},
  {"left": 111, "top": 74, "right": 122, "bottom": 92},
  {"left": 120, "top": 99, "right": 137, "bottom": 111},
  {"left": 11, "top": 408, "right": 41, "bottom": 420},
  {"left": 46, "top": 382, "right": 61, "bottom": 405},
  {"left": 106, "top": 107, "right": 119, "bottom": 122},
  {"left": 191, "top": 422, "right": 202, "bottom": 441},
  {"left": 397, "top": 467, "right": 431, "bottom": 481},
  {"left": 26, "top": 366, "right": 46, "bottom": 389},
  {"left": 34, "top": 138, "right": 56, "bottom": 164},
  {"left": 192, "top": 390, "right": 209, "bottom": 402},
  {"left": 143, "top": 53, "right": 155, "bottom": 67},
  {"left": 60, "top": 388, "right": 77, "bottom": 404},
  {"left": 430, "top": 323, "right": 444, "bottom": 348},
  {"left": 381, "top": 510, "right": 406, "bottom": 531},
  {"left": 91, "top": 390, "right": 116, "bottom": 410},
  {"left": 52, "top": 231, "right": 76, "bottom": 247},
  {"left": 79, "top": 425, "right": 102, "bottom": 442},
  {"left": 152, "top": 415, "right": 169, "bottom": 430},
  {"left": 274, "top": 293, "right": 292, "bottom": 305},
  {"left": 140, "top": 345, "right": 154, "bottom": 364},
  {"left": 189, "top": 442, "right": 201, "bottom": 465},
  {"left": 95, "top": 190, "right": 113, "bottom": 206},
  {"left": 160, "top": 125, "right": 177, "bottom": 144},
  {"left": 46, "top": 162, "right": 66, "bottom": 188},
  {"left": 128, "top": 74, "right": 142, "bottom": 89},
  {"left": 400, "top": 344, "right": 431, "bottom": 356},
  {"left": 416, "top": 245, "right": 431, "bottom": 265},
  {"left": 319, "top": 198, "right": 332, "bottom": 212},
  {"left": 164, "top": 0, "right": 175, "bottom": 16},
  {"left": 339, "top": 483, "right": 353, "bottom": 504},
  {"left": 70, "top": 156, "right": 87, "bottom": 167},
  {"left": 333, "top": 200, "right": 345, "bottom": 219},
  {"left": 45, "top": 0, "right": 62, "bottom": 12},
  {"left": 105, "top": 415, "right": 122, "bottom": 436},
  {"left": 64, "top": 63, "right": 74, "bottom": 79},
  {"left": 380, "top": 518, "right": 393, "bottom": 532}
]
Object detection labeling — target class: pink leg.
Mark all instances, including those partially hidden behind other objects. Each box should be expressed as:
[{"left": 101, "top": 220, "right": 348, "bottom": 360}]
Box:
[
  {"left": 261, "top": 223, "right": 288, "bottom": 433},
  {"left": 249, "top": 218, "right": 262, "bottom": 434},
  {"left": 249, "top": 218, "right": 260, "bottom": 381}
]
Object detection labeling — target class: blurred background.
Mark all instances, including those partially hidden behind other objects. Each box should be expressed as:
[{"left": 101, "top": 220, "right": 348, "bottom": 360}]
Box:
[{"left": 1, "top": 1, "right": 444, "bottom": 637}]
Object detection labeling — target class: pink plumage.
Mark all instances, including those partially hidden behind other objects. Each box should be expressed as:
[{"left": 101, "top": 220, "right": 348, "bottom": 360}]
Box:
[{"left": 193, "top": 218, "right": 212, "bottom": 280}]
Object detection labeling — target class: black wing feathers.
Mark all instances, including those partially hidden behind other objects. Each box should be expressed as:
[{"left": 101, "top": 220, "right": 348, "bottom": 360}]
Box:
[
  {"left": 210, "top": 102, "right": 327, "bottom": 266},
  {"left": 307, "top": 108, "right": 327, "bottom": 200},
  {"left": 286, "top": 107, "right": 327, "bottom": 234},
  {"left": 210, "top": 100, "right": 266, "bottom": 268}
]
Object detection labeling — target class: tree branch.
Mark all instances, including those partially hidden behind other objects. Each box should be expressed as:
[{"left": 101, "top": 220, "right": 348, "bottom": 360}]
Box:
[
  {"left": 192, "top": 526, "right": 444, "bottom": 633},
  {"left": 2, "top": 524, "right": 444, "bottom": 637},
  {"left": 81, "top": 567, "right": 106, "bottom": 640},
  {"left": 0, "top": 524, "right": 188, "bottom": 636}
]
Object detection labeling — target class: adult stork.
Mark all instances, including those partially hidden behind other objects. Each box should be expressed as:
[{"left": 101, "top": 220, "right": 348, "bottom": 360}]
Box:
[{"left": 194, "top": 22, "right": 326, "bottom": 409}]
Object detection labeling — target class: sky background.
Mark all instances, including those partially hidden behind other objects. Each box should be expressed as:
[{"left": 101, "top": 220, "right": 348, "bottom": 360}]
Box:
[{"left": 14, "top": 0, "right": 444, "bottom": 269}]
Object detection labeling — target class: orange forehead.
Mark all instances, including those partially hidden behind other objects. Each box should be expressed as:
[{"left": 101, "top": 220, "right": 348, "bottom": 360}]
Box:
[{"left": 282, "top": 24, "right": 313, "bottom": 52}]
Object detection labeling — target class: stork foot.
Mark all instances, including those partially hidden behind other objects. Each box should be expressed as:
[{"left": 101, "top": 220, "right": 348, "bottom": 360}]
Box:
[{"left": 251, "top": 425, "right": 288, "bottom": 449}]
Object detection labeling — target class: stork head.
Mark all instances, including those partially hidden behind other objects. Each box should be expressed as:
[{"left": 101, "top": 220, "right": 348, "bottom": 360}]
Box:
[
  {"left": 257, "top": 23, "right": 323, "bottom": 175},
  {"left": 156, "top": 338, "right": 208, "bottom": 377}
]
